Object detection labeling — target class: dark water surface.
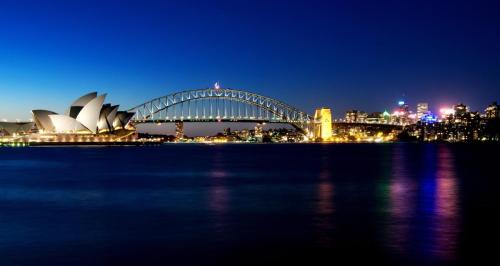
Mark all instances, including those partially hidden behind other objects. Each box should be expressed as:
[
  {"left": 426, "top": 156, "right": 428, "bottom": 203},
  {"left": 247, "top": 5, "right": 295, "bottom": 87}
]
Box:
[{"left": 0, "top": 143, "right": 498, "bottom": 265}]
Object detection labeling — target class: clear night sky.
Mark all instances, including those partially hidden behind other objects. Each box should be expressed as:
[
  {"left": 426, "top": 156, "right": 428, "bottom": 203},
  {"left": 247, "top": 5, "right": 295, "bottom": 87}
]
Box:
[{"left": 1, "top": 0, "right": 499, "bottom": 121}]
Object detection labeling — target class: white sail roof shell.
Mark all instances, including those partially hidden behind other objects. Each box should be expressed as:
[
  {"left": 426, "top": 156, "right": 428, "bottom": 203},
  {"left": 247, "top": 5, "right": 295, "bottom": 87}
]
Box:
[
  {"left": 32, "top": 110, "right": 57, "bottom": 132},
  {"left": 70, "top": 92, "right": 98, "bottom": 106},
  {"left": 107, "top": 105, "right": 119, "bottom": 125},
  {"left": 65, "top": 92, "right": 97, "bottom": 116},
  {"left": 113, "top": 112, "right": 134, "bottom": 128},
  {"left": 49, "top": 115, "right": 88, "bottom": 133},
  {"left": 76, "top": 94, "right": 106, "bottom": 133},
  {"left": 97, "top": 105, "right": 112, "bottom": 131},
  {"left": 98, "top": 105, "right": 119, "bottom": 132}
]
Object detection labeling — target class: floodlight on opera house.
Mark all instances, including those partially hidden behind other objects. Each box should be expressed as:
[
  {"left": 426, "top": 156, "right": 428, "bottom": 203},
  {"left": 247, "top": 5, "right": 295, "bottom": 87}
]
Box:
[{"left": 31, "top": 92, "right": 135, "bottom": 134}]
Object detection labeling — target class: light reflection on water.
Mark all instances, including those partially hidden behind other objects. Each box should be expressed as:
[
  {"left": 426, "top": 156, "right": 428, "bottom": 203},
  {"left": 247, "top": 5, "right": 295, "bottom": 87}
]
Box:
[
  {"left": 385, "top": 144, "right": 460, "bottom": 262},
  {"left": 0, "top": 159, "right": 65, "bottom": 168},
  {"left": 208, "top": 148, "right": 230, "bottom": 238},
  {"left": 387, "top": 144, "right": 417, "bottom": 255},
  {"left": 0, "top": 144, "right": 487, "bottom": 265},
  {"left": 315, "top": 150, "right": 335, "bottom": 247},
  {"left": 433, "top": 145, "right": 459, "bottom": 260}
]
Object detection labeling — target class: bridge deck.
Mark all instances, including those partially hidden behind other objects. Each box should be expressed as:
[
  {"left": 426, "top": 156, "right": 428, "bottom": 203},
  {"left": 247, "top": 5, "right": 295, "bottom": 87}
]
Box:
[{"left": 132, "top": 118, "right": 305, "bottom": 124}]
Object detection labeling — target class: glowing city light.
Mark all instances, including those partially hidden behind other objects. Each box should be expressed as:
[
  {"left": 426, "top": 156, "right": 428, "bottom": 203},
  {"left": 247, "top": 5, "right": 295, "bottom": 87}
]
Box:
[
  {"left": 422, "top": 113, "right": 438, "bottom": 123},
  {"left": 440, "top": 108, "right": 454, "bottom": 115},
  {"left": 393, "top": 111, "right": 405, "bottom": 116},
  {"left": 440, "top": 108, "right": 455, "bottom": 118}
]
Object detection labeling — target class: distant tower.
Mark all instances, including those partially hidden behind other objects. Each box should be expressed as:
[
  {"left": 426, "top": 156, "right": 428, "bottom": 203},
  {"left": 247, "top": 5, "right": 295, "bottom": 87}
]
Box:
[
  {"left": 397, "top": 100, "right": 410, "bottom": 125},
  {"left": 314, "top": 108, "right": 333, "bottom": 141}
]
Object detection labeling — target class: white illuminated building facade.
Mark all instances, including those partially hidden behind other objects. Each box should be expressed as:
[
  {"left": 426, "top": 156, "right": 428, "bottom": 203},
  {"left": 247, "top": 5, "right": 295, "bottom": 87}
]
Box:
[
  {"left": 32, "top": 92, "right": 134, "bottom": 134},
  {"left": 417, "top": 102, "right": 429, "bottom": 120}
]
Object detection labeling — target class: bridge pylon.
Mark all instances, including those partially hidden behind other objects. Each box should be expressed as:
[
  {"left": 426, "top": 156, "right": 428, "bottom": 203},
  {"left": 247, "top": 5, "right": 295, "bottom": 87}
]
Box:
[{"left": 313, "top": 108, "right": 333, "bottom": 141}]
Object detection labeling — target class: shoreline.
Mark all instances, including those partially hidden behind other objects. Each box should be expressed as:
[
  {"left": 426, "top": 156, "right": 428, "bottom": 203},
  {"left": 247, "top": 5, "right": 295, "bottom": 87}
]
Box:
[{"left": 2, "top": 141, "right": 499, "bottom": 147}]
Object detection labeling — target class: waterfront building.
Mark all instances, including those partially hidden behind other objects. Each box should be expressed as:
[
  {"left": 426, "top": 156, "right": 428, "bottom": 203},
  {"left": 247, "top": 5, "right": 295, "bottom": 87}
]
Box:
[
  {"left": 254, "top": 123, "right": 264, "bottom": 142},
  {"left": 32, "top": 92, "right": 134, "bottom": 134},
  {"left": 175, "top": 121, "right": 184, "bottom": 139},
  {"left": 235, "top": 129, "right": 250, "bottom": 140}
]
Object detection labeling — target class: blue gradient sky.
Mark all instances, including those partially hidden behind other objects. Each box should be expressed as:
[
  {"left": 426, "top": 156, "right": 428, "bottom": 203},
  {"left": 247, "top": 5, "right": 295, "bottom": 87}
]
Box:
[{"left": 1, "top": 0, "right": 499, "bottom": 121}]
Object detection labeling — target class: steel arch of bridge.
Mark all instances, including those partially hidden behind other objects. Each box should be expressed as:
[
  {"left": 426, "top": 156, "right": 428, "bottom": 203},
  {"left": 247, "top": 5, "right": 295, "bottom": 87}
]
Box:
[{"left": 128, "top": 88, "right": 313, "bottom": 132}]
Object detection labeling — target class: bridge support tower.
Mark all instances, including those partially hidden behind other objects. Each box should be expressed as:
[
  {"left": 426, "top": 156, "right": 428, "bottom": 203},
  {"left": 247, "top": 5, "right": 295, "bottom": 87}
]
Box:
[{"left": 313, "top": 108, "right": 333, "bottom": 141}]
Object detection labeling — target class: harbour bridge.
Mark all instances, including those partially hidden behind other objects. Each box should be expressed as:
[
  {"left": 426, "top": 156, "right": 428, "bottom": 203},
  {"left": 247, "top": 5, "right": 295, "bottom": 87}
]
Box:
[{"left": 128, "top": 87, "right": 315, "bottom": 134}]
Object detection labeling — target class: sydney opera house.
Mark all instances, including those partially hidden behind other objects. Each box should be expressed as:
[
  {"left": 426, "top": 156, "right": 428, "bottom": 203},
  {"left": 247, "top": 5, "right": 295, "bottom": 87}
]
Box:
[
  {"left": 1, "top": 92, "right": 137, "bottom": 144},
  {"left": 32, "top": 92, "right": 134, "bottom": 134}
]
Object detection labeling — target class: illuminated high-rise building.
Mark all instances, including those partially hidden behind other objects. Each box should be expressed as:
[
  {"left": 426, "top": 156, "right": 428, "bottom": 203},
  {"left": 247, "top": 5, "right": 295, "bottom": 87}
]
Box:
[
  {"left": 398, "top": 100, "right": 409, "bottom": 113},
  {"left": 314, "top": 108, "right": 333, "bottom": 141},
  {"left": 394, "top": 100, "right": 410, "bottom": 125},
  {"left": 345, "top": 110, "right": 367, "bottom": 123},
  {"left": 417, "top": 102, "right": 429, "bottom": 120},
  {"left": 345, "top": 110, "right": 357, "bottom": 123},
  {"left": 454, "top": 103, "right": 468, "bottom": 115},
  {"left": 485, "top": 102, "right": 499, "bottom": 119}
]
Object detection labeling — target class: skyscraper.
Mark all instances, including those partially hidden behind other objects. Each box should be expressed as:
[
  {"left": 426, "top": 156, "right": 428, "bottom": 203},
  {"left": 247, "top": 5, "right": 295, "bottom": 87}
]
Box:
[
  {"left": 396, "top": 100, "right": 410, "bottom": 125},
  {"left": 453, "top": 103, "right": 468, "bottom": 117},
  {"left": 485, "top": 102, "right": 499, "bottom": 119},
  {"left": 417, "top": 103, "right": 429, "bottom": 120}
]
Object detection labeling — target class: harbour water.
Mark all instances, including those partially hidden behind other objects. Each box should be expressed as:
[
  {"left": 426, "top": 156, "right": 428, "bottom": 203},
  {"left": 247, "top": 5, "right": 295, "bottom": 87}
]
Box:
[{"left": 0, "top": 143, "right": 498, "bottom": 265}]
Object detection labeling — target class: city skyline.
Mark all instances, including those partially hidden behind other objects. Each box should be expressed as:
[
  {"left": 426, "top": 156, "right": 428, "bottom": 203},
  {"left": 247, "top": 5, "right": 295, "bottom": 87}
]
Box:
[
  {"left": 1, "top": 87, "right": 497, "bottom": 122},
  {"left": 1, "top": 0, "right": 500, "bottom": 121}
]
